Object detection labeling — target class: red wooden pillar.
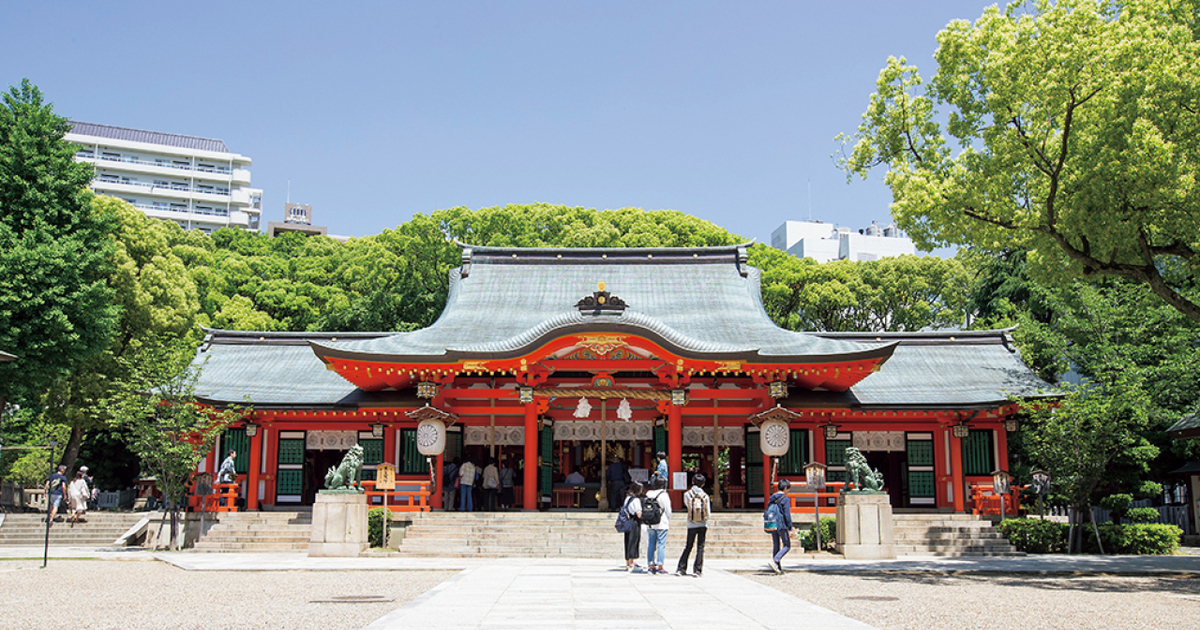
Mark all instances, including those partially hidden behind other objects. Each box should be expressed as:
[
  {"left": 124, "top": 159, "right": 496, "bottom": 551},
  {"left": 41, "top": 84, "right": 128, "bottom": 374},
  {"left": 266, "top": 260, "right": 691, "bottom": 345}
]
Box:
[
  {"left": 812, "top": 425, "right": 826, "bottom": 467},
  {"left": 433, "top": 451, "right": 444, "bottom": 510},
  {"left": 247, "top": 429, "right": 263, "bottom": 511},
  {"left": 668, "top": 402, "right": 683, "bottom": 505},
  {"left": 933, "top": 425, "right": 949, "bottom": 509},
  {"left": 950, "top": 430, "right": 965, "bottom": 513},
  {"left": 263, "top": 427, "right": 278, "bottom": 506},
  {"left": 523, "top": 401, "right": 538, "bottom": 511},
  {"left": 996, "top": 424, "right": 1009, "bottom": 472}
]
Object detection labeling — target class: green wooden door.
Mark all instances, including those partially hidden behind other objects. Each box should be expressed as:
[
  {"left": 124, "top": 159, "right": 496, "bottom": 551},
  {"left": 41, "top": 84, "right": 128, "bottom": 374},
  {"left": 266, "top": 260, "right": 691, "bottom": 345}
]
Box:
[
  {"left": 745, "top": 426, "right": 763, "bottom": 502},
  {"left": 905, "top": 432, "right": 935, "bottom": 506},
  {"left": 275, "top": 431, "right": 305, "bottom": 503}
]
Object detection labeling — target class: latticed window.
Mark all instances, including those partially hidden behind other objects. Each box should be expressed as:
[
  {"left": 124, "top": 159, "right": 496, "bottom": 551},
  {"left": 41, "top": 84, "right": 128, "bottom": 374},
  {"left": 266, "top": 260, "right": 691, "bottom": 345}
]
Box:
[
  {"left": 825, "top": 439, "right": 852, "bottom": 467},
  {"left": 906, "top": 439, "right": 934, "bottom": 467},
  {"left": 359, "top": 438, "right": 384, "bottom": 465},
  {"left": 220, "top": 428, "right": 250, "bottom": 474},
  {"left": 963, "top": 429, "right": 995, "bottom": 476},
  {"left": 399, "top": 430, "right": 426, "bottom": 474},
  {"left": 276, "top": 469, "right": 303, "bottom": 495},
  {"left": 778, "top": 429, "right": 809, "bottom": 474}
]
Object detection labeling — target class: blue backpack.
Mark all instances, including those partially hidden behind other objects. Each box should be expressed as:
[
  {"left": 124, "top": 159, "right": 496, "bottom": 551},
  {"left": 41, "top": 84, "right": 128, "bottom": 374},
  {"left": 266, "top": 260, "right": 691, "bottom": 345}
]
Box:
[
  {"left": 614, "top": 496, "right": 637, "bottom": 533},
  {"left": 763, "top": 497, "right": 783, "bottom": 532}
]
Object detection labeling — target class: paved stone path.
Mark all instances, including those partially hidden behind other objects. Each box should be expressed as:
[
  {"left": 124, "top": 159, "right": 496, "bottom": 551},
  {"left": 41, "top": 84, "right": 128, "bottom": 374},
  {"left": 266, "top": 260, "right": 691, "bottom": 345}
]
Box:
[{"left": 361, "top": 562, "right": 878, "bottom": 630}]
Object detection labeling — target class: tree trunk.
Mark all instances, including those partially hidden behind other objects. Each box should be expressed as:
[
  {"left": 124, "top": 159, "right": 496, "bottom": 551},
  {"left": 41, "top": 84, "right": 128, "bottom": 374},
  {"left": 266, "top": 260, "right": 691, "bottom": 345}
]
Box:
[
  {"left": 60, "top": 423, "right": 84, "bottom": 472},
  {"left": 1088, "top": 503, "right": 1105, "bottom": 555}
]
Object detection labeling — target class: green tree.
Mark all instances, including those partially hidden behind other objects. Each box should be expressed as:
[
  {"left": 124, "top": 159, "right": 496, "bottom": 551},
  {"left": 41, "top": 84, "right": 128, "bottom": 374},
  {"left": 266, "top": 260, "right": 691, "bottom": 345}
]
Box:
[
  {"left": 751, "top": 244, "right": 971, "bottom": 332},
  {"left": 104, "top": 338, "right": 244, "bottom": 549},
  {"left": 840, "top": 0, "right": 1200, "bottom": 321},
  {"left": 0, "top": 79, "right": 119, "bottom": 410}
]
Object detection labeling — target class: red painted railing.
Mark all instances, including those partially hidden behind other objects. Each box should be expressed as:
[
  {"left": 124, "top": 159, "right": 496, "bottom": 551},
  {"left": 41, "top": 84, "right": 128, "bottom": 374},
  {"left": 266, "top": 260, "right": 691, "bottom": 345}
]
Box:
[
  {"left": 970, "top": 484, "right": 1025, "bottom": 517},
  {"left": 361, "top": 479, "right": 431, "bottom": 512}
]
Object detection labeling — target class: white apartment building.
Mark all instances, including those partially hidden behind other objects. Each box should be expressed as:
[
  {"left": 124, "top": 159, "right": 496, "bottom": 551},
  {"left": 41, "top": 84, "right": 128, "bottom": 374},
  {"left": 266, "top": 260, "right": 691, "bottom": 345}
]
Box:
[
  {"left": 771, "top": 219, "right": 916, "bottom": 263},
  {"left": 66, "top": 122, "right": 262, "bottom": 233}
]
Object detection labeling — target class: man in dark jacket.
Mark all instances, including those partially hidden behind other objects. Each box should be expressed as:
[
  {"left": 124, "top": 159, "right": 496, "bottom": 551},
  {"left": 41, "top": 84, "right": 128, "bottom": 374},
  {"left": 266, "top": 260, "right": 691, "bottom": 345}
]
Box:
[
  {"left": 765, "top": 479, "right": 793, "bottom": 574},
  {"left": 605, "top": 457, "right": 628, "bottom": 510}
]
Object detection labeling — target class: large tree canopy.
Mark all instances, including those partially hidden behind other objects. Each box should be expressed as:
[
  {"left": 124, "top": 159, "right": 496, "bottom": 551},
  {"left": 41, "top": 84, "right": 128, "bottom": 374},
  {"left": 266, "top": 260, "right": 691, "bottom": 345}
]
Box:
[
  {"left": 0, "top": 79, "right": 118, "bottom": 407},
  {"left": 840, "top": 0, "right": 1200, "bottom": 321}
]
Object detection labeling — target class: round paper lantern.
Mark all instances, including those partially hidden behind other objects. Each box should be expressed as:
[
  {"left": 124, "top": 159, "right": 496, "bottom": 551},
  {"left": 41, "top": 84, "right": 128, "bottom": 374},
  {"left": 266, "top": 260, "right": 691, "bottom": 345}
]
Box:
[
  {"left": 416, "top": 419, "right": 446, "bottom": 455},
  {"left": 760, "top": 418, "right": 790, "bottom": 457}
]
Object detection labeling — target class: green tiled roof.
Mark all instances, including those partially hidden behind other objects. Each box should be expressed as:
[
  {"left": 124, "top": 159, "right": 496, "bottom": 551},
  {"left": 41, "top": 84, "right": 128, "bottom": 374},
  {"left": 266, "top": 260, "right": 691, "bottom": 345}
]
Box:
[
  {"left": 1168, "top": 413, "right": 1200, "bottom": 439},
  {"left": 805, "top": 330, "right": 1058, "bottom": 408},
  {"left": 311, "top": 245, "right": 895, "bottom": 364}
]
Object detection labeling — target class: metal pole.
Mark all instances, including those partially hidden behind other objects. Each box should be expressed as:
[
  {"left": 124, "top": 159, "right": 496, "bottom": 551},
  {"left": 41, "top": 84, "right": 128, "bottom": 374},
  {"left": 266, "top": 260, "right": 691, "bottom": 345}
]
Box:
[
  {"left": 43, "top": 440, "right": 56, "bottom": 569},
  {"left": 814, "top": 491, "right": 821, "bottom": 552}
]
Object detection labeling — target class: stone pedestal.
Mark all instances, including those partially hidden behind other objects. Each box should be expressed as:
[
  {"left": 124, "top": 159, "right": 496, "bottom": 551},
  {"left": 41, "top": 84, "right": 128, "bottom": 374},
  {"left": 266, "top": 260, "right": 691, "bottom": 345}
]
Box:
[
  {"left": 308, "top": 492, "right": 368, "bottom": 557},
  {"left": 835, "top": 492, "right": 895, "bottom": 560}
]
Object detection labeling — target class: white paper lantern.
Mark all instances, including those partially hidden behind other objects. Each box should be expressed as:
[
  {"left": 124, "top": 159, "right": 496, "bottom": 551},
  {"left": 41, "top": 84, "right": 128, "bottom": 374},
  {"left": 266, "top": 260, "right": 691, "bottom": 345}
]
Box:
[
  {"left": 416, "top": 419, "right": 446, "bottom": 455},
  {"left": 760, "top": 418, "right": 790, "bottom": 457}
]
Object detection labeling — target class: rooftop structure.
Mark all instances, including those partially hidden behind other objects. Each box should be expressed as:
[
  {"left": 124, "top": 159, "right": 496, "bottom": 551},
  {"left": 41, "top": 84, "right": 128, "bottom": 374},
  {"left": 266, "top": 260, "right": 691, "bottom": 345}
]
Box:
[
  {"left": 66, "top": 122, "right": 262, "bottom": 233},
  {"left": 268, "top": 203, "right": 328, "bottom": 238},
  {"left": 772, "top": 220, "right": 916, "bottom": 263}
]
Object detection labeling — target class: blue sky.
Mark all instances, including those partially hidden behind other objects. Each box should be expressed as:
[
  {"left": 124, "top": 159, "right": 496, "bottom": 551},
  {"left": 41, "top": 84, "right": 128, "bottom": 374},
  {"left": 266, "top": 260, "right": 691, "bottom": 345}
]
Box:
[{"left": 2, "top": 1, "right": 998, "bottom": 244}]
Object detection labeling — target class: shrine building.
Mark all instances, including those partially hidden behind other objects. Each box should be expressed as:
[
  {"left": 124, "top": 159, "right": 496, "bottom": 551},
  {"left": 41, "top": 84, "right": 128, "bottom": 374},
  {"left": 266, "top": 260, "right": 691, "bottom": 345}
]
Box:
[{"left": 190, "top": 244, "right": 1054, "bottom": 513}]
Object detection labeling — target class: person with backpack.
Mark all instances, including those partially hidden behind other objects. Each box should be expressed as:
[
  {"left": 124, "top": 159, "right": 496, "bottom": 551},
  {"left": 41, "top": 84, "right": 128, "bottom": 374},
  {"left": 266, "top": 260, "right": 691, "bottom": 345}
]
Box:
[
  {"left": 443, "top": 457, "right": 460, "bottom": 511},
  {"left": 45, "top": 465, "right": 68, "bottom": 523},
  {"left": 616, "top": 480, "right": 643, "bottom": 571},
  {"left": 675, "top": 473, "right": 710, "bottom": 577},
  {"left": 643, "top": 475, "right": 671, "bottom": 574},
  {"left": 764, "top": 479, "right": 793, "bottom": 574}
]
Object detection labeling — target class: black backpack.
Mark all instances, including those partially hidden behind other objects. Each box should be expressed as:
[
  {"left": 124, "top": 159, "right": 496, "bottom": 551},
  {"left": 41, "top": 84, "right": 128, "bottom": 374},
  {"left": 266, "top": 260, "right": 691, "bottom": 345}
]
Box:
[{"left": 641, "top": 491, "right": 664, "bottom": 525}]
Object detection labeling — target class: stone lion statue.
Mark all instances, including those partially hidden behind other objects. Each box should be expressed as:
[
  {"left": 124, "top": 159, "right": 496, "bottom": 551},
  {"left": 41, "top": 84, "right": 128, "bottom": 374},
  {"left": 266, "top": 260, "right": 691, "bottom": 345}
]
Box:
[
  {"left": 324, "top": 444, "right": 365, "bottom": 491},
  {"left": 845, "top": 447, "right": 885, "bottom": 493}
]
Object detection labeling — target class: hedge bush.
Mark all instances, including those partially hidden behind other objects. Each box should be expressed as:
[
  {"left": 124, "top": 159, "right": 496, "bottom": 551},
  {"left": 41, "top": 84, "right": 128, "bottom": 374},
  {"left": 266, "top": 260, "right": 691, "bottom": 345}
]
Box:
[
  {"left": 799, "top": 517, "right": 836, "bottom": 551},
  {"left": 1082, "top": 523, "right": 1181, "bottom": 555},
  {"left": 1125, "top": 507, "right": 1159, "bottom": 523},
  {"left": 368, "top": 507, "right": 390, "bottom": 548},
  {"left": 995, "top": 518, "right": 1067, "bottom": 554}
]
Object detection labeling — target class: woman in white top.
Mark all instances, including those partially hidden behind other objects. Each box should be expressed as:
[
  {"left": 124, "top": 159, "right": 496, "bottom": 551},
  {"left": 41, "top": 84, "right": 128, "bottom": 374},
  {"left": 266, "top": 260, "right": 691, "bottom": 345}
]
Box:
[
  {"left": 622, "top": 481, "right": 643, "bottom": 571},
  {"left": 68, "top": 470, "right": 90, "bottom": 523}
]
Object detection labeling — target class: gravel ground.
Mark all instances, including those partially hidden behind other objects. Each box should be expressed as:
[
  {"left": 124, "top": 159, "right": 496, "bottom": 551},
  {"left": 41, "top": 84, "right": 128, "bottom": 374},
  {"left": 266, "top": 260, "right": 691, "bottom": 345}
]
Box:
[
  {"left": 746, "top": 569, "right": 1200, "bottom": 630},
  {"left": 0, "top": 559, "right": 456, "bottom": 630}
]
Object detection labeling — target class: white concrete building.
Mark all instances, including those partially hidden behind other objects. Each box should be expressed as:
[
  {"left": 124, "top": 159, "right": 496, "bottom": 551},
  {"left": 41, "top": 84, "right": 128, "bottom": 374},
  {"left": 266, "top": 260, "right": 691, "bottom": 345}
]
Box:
[
  {"left": 66, "top": 122, "right": 262, "bottom": 233},
  {"left": 771, "top": 220, "right": 916, "bottom": 263}
]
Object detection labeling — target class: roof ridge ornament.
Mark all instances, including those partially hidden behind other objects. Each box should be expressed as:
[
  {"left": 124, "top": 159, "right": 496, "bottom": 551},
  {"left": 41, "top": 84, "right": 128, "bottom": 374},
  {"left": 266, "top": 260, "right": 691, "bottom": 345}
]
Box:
[{"left": 575, "top": 281, "right": 627, "bottom": 314}]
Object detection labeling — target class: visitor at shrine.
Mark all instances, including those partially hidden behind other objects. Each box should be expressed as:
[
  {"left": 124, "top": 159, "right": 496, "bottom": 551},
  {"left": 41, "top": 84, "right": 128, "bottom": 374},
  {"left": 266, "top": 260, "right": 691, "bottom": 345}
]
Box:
[
  {"left": 655, "top": 451, "right": 668, "bottom": 484},
  {"left": 605, "top": 457, "right": 629, "bottom": 511},
  {"left": 621, "top": 481, "right": 643, "bottom": 571},
  {"left": 217, "top": 450, "right": 237, "bottom": 483},
  {"left": 676, "top": 473, "right": 710, "bottom": 577},
  {"left": 644, "top": 475, "right": 671, "bottom": 574},
  {"left": 564, "top": 469, "right": 585, "bottom": 484},
  {"left": 45, "top": 464, "right": 68, "bottom": 523},
  {"left": 482, "top": 457, "right": 499, "bottom": 511},
  {"left": 443, "top": 457, "right": 460, "bottom": 511},
  {"left": 458, "top": 458, "right": 477, "bottom": 512},
  {"left": 765, "top": 479, "right": 793, "bottom": 574},
  {"left": 498, "top": 459, "right": 514, "bottom": 510}
]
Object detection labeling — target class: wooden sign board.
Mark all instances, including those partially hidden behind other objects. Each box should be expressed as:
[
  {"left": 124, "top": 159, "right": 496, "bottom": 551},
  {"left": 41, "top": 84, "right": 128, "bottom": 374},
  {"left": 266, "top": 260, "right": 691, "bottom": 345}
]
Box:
[{"left": 375, "top": 463, "right": 396, "bottom": 490}]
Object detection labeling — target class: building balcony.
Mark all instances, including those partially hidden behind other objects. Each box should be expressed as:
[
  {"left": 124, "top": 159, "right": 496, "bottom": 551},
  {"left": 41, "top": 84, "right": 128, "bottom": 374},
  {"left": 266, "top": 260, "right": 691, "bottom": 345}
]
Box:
[{"left": 76, "top": 152, "right": 235, "bottom": 181}]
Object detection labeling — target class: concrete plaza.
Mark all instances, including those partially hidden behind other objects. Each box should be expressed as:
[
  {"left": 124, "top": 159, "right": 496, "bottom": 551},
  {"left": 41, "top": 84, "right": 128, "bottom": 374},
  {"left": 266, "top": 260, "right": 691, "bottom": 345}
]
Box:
[{"left": 3, "top": 547, "right": 1200, "bottom": 629}]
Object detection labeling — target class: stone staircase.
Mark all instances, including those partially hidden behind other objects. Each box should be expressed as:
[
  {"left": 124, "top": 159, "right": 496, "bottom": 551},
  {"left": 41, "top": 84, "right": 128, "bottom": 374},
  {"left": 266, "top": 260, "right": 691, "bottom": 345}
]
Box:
[
  {"left": 393, "top": 511, "right": 775, "bottom": 558},
  {"left": 0, "top": 511, "right": 149, "bottom": 547},
  {"left": 190, "top": 511, "right": 312, "bottom": 552},
  {"left": 892, "top": 513, "right": 1023, "bottom": 556}
]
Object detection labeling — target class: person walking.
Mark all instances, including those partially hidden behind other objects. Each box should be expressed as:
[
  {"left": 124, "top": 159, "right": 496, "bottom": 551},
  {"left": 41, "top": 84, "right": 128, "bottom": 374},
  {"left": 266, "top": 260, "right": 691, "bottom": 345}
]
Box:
[
  {"left": 498, "top": 458, "right": 514, "bottom": 510},
  {"left": 606, "top": 457, "right": 628, "bottom": 511},
  {"left": 482, "top": 457, "right": 499, "bottom": 511},
  {"left": 217, "top": 450, "right": 237, "bottom": 483},
  {"left": 644, "top": 476, "right": 671, "bottom": 574},
  {"left": 68, "top": 470, "right": 90, "bottom": 524},
  {"left": 765, "top": 479, "right": 793, "bottom": 574},
  {"left": 655, "top": 451, "right": 668, "bottom": 484},
  {"left": 443, "top": 457, "right": 460, "bottom": 511},
  {"left": 45, "top": 465, "right": 68, "bottom": 523},
  {"left": 620, "top": 481, "right": 643, "bottom": 571},
  {"left": 458, "top": 458, "right": 477, "bottom": 512},
  {"left": 675, "top": 473, "right": 710, "bottom": 577}
]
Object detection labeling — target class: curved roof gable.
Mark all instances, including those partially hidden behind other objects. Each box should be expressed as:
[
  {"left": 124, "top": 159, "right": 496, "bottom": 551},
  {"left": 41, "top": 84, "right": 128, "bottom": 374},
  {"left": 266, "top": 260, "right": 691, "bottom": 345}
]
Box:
[{"left": 310, "top": 244, "right": 895, "bottom": 365}]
